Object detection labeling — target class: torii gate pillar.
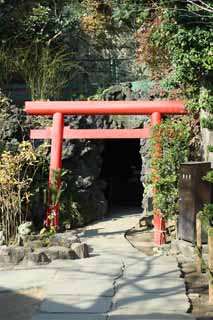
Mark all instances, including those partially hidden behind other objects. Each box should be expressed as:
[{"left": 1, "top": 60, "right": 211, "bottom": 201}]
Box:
[{"left": 48, "top": 112, "right": 64, "bottom": 226}]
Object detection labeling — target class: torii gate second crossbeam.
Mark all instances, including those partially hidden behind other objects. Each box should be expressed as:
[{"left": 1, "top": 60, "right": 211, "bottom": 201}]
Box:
[{"left": 25, "top": 100, "right": 187, "bottom": 245}]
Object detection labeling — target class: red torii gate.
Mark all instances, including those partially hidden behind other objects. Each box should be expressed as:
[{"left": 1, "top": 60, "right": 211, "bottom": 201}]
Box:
[{"left": 25, "top": 100, "right": 187, "bottom": 245}]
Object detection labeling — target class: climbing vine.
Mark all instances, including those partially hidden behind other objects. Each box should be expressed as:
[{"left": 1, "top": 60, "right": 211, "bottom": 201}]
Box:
[{"left": 149, "top": 117, "right": 190, "bottom": 221}]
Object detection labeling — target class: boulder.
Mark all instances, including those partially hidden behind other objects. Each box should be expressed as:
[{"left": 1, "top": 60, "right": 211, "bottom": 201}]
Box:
[
  {"left": 71, "top": 243, "right": 89, "bottom": 259},
  {"left": 48, "top": 232, "right": 80, "bottom": 248},
  {"left": 24, "top": 239, "right": 44, "bottom": 250},
  {"left": 44, "top": 246, "right": 76, "bottom": 260},
  {"left": 27, "top": 249, "right": 51, "bottom": 265},
  {"left": 0, "top": 245, "right": 31, "bottom": 264}
]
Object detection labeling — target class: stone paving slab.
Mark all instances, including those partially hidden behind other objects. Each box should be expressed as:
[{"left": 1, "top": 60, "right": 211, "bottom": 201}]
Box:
[
  {"left": 29, "top": 210, "right": 193, "bottom": 320},
  {"left": 112, "top": 293, "right": 189, "bottom": 313},
  {"left": 116, "top": 277, "right": 186, "bottom": 293},
  {"left": 40, "top": 295, "right": 112, "bottom": 313},
  {"left": 51, "top": 263, "right": 123, "bottom": 280},
  {"left": 123, "top": 264, "right": 181, "bottom": 279},
  {"left": 32, "top": 313, "right": 108, "bottom": 320},
  {"left": 44, "top": 278, "right": 115, "bottom": 297},
  {"left": 108, "top": 312, "right": 195, "bottom": 319},
  {"left": 0, "top": 269, "right": 56, "bottom": 291},
  {"left": 123, "top": 256, "right": 179, "bottom": 267}
]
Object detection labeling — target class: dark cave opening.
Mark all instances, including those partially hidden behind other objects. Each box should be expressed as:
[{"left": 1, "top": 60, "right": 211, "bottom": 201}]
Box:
[{"left": 101, "top": 139, "right": 143, "bottom": 210}]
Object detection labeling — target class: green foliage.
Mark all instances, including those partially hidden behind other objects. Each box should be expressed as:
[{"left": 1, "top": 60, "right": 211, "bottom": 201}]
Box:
[
  {"left": 46, "top": 169, "right": 83, "bottom": 231},
  {"left": 199, "top": 88, "right": 213, "bottom": 113},
  {"left": 201, "top": 117, "right": 213, "bottom": 130},
  {"left": 207, "top": 145, "right": 213, "bottom": 153},
  {"left": 15, "top": 45, "right": 77, "bottom": 100},
  {"left": 0, "top": 141, "right": 48, "bottom": 244},
  {"left": 60, "top": 193, "right": 83, "bottom": 230},
  {"left": 134, "top": 1, "right": 213, "bottom": 110},
  {"left": 198, "top": 204, "right": 213, "bottom": 232},
  {"left": 149, "top": 118, "right": 190, "bottom": 220},
  {"left": 203, "top": 170, "right": 213, "bottom": 184}
]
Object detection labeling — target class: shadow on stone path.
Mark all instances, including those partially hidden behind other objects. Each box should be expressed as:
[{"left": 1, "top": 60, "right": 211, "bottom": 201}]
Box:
[{"left": 0, "top": 207, "right": 195, "bottom": 320}]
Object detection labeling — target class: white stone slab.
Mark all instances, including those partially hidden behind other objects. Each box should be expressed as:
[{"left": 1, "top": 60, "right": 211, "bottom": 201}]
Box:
[
  {"left": 112, "top": 292, "right": 190, "bottom": 313},
  {"left": 0, "top": 269, "right": 56, "bottom": 291},
  {"left": 45, "top": 278, "right": 115, "bottom": 297},
  {"left": 52, "top": 264, "right": 123, "bottom": 281},
  {"left": 108, "top": 312, "right": 195, "bottom": 320},
  {"left": 32, "top": 313, "right": 107, "bottom": 320},
  {"left": 40, "top": 295, "right": 112, "bottom": 313},
  {"left": 123, "top": 263, "right": 181, "bottom": 278},
  {"left": 116, "top": 277, "right": 186, "bottom": 294},
  {"left": 124, "top": 256, "right": 178, "bottom": 268}
]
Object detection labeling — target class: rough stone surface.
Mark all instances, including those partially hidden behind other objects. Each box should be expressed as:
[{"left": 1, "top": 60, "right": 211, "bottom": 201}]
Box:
[
  {"left": 0, "top": 245, "right": 31, "bottom": 264},
  {"left": 24, "top": 240, "right": 44, "bottom": 250},
  {"left": 0, "top": 230, "right": 88, "bottom": 266},
  {"left": 27, "top": 250, "right": 51, "bottom": 265},
  {"left": 171, "top": 240, "right": 195, "bottom": 258},
  {"left": 48, "top": 231, "right": 80, "bottom": 248},
  {"left": 44, "top": 246, "right": 76, "bottom": 260},
  {"left": 61, "top": 85, "right": 152, "bottom": 226},
  {"left": 71, "top": 242, "right": 89, "bottom": 258}
]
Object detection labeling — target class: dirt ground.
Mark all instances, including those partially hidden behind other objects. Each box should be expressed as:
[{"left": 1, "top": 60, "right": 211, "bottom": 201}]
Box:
[
  {"left": 0, "top": 288, "right": 44, "bottom": 320},
  {"left": 127, "top": 226, "right": 213, "bottom": 320}
]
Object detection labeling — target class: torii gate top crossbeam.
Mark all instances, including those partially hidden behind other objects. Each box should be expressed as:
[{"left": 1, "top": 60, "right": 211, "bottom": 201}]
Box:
[{"left": 25, "top": 100, "right": 186, "bottom": 115}]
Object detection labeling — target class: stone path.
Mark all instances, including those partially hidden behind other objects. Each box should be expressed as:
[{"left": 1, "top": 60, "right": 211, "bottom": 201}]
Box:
[{"left": 0, "top": 207, "right": 195, "bottom": 320}]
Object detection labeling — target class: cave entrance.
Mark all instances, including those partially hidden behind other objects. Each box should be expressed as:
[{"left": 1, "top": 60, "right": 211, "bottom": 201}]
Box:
[{"left": 101, "top": 139, "right": 143, "bottom": 210}]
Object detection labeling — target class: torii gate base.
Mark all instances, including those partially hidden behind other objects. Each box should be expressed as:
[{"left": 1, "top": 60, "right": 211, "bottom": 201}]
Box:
[{"left": 25, "top": 100, "right": 187, "bottom": 246}]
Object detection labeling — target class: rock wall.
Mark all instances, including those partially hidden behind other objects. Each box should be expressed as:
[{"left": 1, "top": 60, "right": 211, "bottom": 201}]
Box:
[{"left": 62, "top": 85, "right": 151, "bottom": 226}]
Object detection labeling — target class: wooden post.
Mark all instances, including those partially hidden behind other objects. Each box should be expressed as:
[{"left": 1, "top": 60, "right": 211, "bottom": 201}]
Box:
[
  {"left": 208, "top": 228, "right": 213, "bottom": 304},
  {"left": 196, "top": 216, "right": 202, "bottom": 273}
]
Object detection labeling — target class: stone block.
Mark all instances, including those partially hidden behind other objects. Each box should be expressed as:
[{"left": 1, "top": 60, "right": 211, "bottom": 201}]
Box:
[
  {"left": 44, "top": 246, "right": 76, "bottom": 260},
  {"left": 48, "top": 232, "right": 79, "bottom": 248},
  {"left": 71, "top": 243, "right": 89, "bottom": 259},
  {"left": 32, "top": 313, "right": 107, "bottom": 320},
  {"left": 27, "top": 250, "right": 51, "bottom": 264},
  {"left": 0, "top": 245, "right": 31, "bottom": 264}
]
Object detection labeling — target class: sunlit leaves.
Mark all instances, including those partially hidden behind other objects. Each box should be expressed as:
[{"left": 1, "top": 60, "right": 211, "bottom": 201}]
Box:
[
  {"left": 149, "top": 118, "right": 190, "bottom": 220},
  {"left": 0, "top": 141, "right": 48, "bottom": 244}
]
